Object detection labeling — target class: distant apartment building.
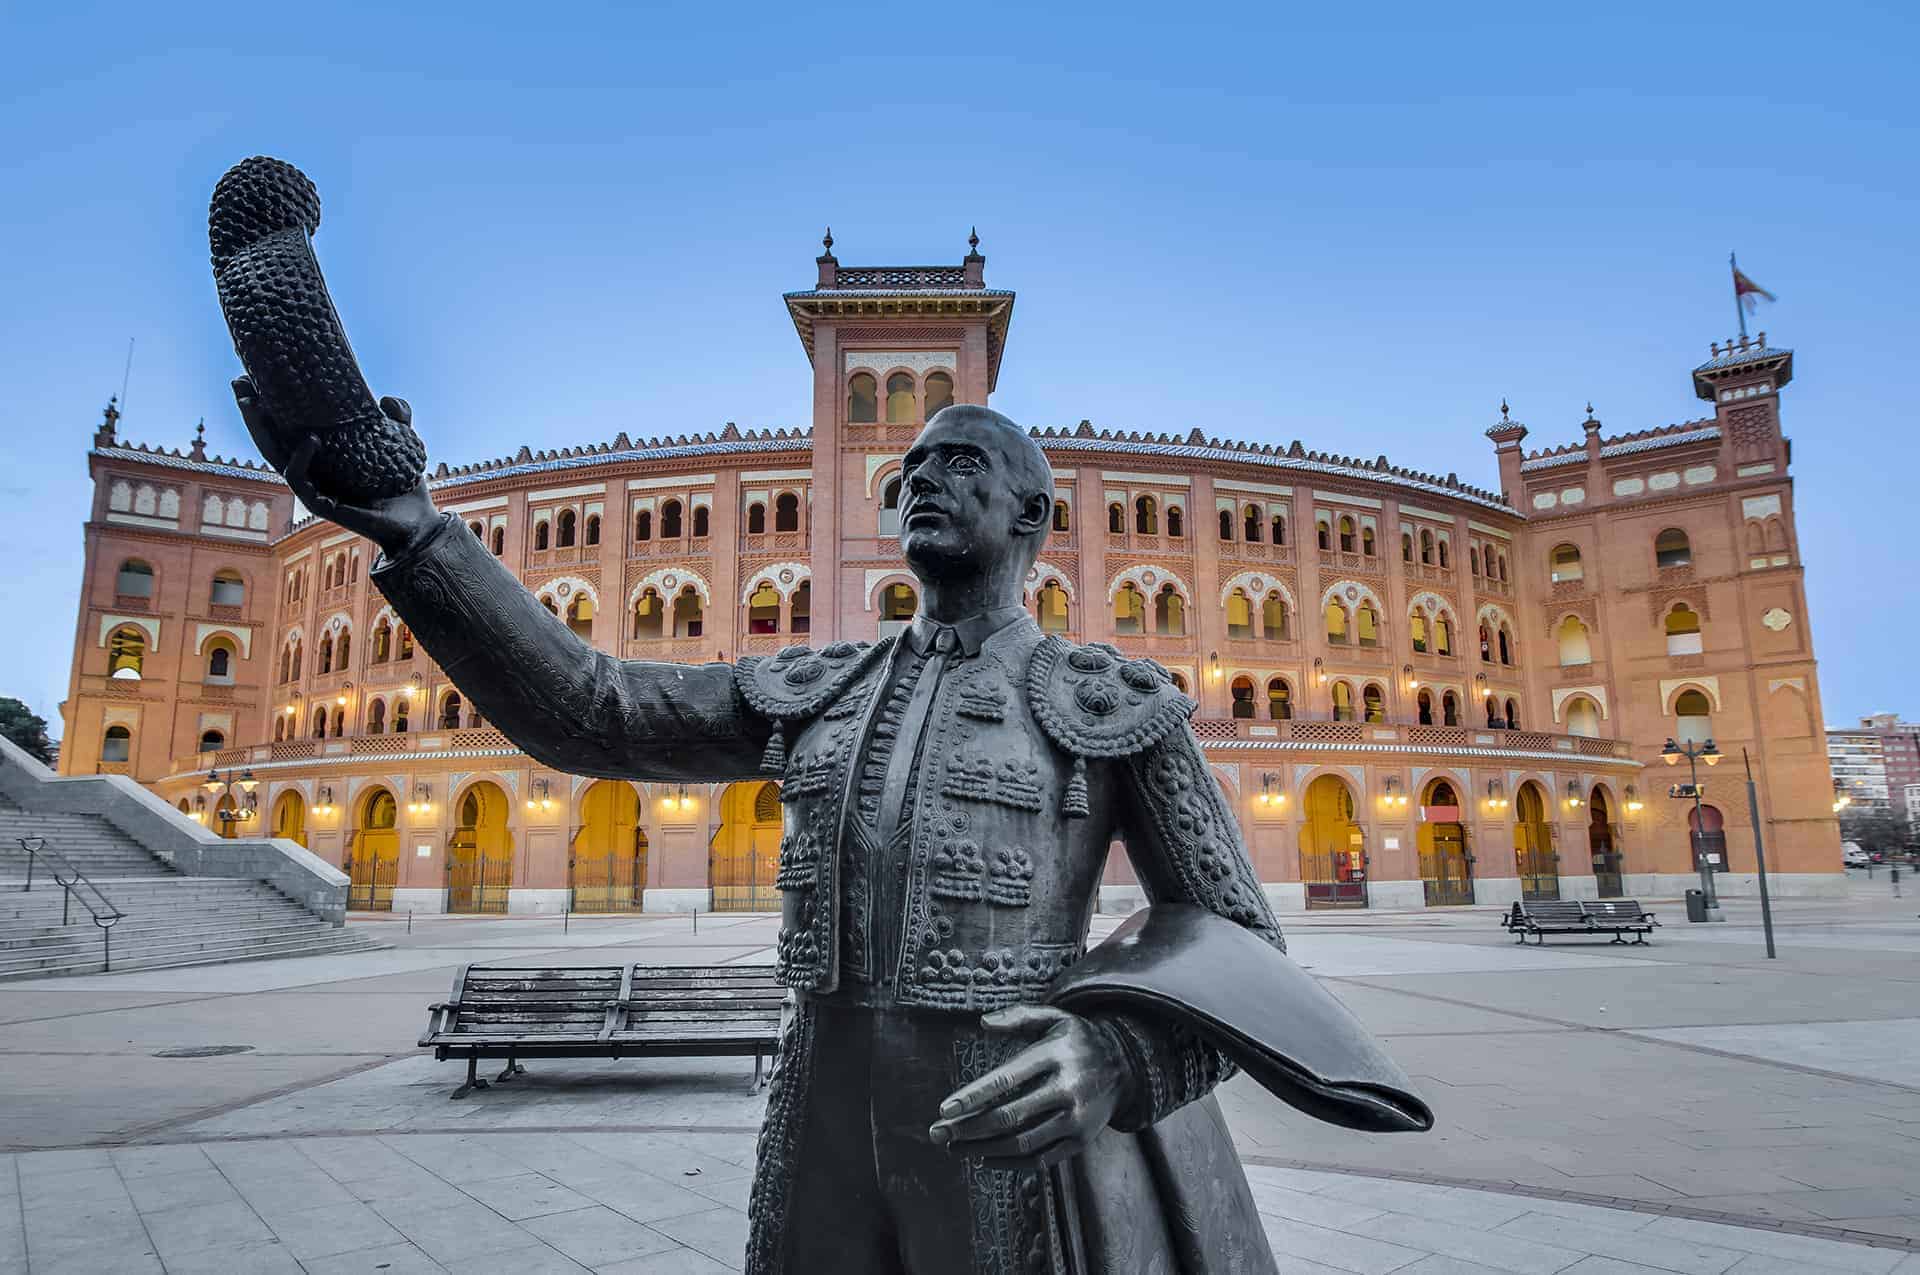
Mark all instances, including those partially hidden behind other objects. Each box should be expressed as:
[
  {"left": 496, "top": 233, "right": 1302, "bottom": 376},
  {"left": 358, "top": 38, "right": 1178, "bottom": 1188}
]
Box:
[{"left": 1827, "top": 714, "right": 1920, "bottom": 811}]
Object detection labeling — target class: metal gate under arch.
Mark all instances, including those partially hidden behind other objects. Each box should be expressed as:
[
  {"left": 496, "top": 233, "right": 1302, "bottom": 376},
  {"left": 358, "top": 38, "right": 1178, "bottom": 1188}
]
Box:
[{"left": 710, "top": 781, "right": 783, "bottom": 912}]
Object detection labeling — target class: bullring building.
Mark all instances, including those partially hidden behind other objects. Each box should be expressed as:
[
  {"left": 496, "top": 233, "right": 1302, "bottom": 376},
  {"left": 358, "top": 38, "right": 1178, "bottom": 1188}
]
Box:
[{"left": 59, "top": 241, "right": 1844, "bottom": 914}]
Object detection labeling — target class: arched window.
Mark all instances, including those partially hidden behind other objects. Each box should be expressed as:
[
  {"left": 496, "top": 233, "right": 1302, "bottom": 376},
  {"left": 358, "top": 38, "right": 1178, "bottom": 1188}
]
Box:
[
  {"left": 366, "top": 698, "right": 386, "bottom": 734},
  {"left": 1485, "top": 695, "right": 1501, "bottom": 728},
  {"left": 748, "top": 582, "right": 781, "bottom": 634},
  {"left": 1338, "top": 516, "right": 1356, "bottom": 553},
  {"left": 1316, "top": 519, "right": 1331, "bottom": 551},
  {"left": 632, "top": 588, "right": 664, "bottom": 639},
  {"left": 1355, "top": 603, "right": 1379, "bottom": 647},
  {"left": 541, "top": 594, "right": 559, "bottom": 616},
  {"left": 1470, "top": 546, "right": 1481, "bottom": 576},
  {"left": 1410, "top": 610, "right": 1428, "bottom": 653},
  {"left": 115, "top": 559, "right": 154, "bottom": 598},
  {"left": 1436, "top": 539, "right": 1449, "bottom": 568},
  {"left": 1479, "top": 623, "right": 1493, "bottom": 662},
  {"left": 1166, "top": 505, "right": 1184, "bottom": 538},
  {"left": 791, "top": 580, "right": 812, "bottom": 634},
  {"left": 1107, "top": 504, "right": 1124, "bottom": 534},
  {"left": 1401, "top": 532, "right": 1413, "bottom": 563},
  {"left": 1226, "top": 589, "right": 1253, "bottom": 639},
  {"left": 1361, "top": 526, "right": 1376, "bottom": 557},
  {"left": 1363, "top": 683, "right": 1386, "bottom": 723},
  {"left": 337, "top": 632, "right": 350, "bottom": 668},
  {"left": 661, "top": 500, "right": 684, "bottom": 539},
  {"left": 1113, "top": 583, "right": 1145, "bottom": 635},
  {"left": 1230, "top": 676, "right": 1255, "bottom": 719},
  {"left": 692, "top": 507, "right": 709, "bottom": 538},
  {"left": 1134, "top": 495, "right": 1158, "bottom": 536},
  {"left": 317, "top": 633, "right": 334, "bottom": 675},
  {"left": 1665, "top": 604, "right": 1702, "bottom": 655},
  {"left": 312, "top": 706, "right": 328, "bottom": 739},
  {"left": 1243, "top": 505, "right": 1262, "bottom": 542},
  {"left": 273, "top": 716, "right": 285, "bottom": 742},
  {"left": 847, "top": 372, "right": 878, "bottom": 423},
  {"left": 533, "top": 521, "right": 550, "bottom": 551},
  {"left": 199, "top": 728, "right": 224, "bottom": 752},
  {"left": 1551, "top": 544, "right": 1583, "bottom": 582},
  {"left": 1434, "top": 613, "right": 1453, "bottom": 656},
  {"left": 1271, "top": 514, "right": 1286, "bottom": 545},
  {"left": 745, "top": 504, "right": 764, "bottom": 535},
  {"left": 1052, "top": 500, "right": 1070, "bottom": 533},
  {"left": 1417, "top": 689, "right": 1434, "bottom": 724},
  {"left": 1219, "top": 509, "right": 1235, "bottom": 541},
  {"left": 774, "top": 492, "right": 800, "bottom": 533},
  {"left": 878, "top": 582, "right": 917, "bottom": 635},
  {"left": 1565, "top": 696, "right": 1601, "bottom": 737},
  {"left": 924, "top": 371, "right": 954, "bottom": 417},
  {"left": 1171, "top": 672, "right": 1189, "bottom": 693},
  {"left": 585, "top": 514, "right": 601, "bottom": 546},
  {"left": 392, "top": 697, "right": 410, "bottom": 732},
  {"left": 1497, "top": 553, "right": 1509, "bottom": 581},
  {"left": 491, "top": 526, "right": 505, "bottom": 556},
  {"left": 1655, "top": 528, "right": 1692, "bottom": 569},
  {"left": 349, "top": 552, "right": 359, "bottom": 583},
  {"left": 372, "top": 618, "right": 392, "bottom": 663},
  {"left": 102, "top": 725, "right": 131, "bottom": 762},
  {"left": 1325, "top": 600, "right": 1348, "bottom": 644},
  {"left": 672, "top": 587, "right": 704, "bottom": 638},
  {"left": 885, "top": 372, "right": 916, "bottom": 423},
  {"left": 566, "top": 594, "right": 594, "bottom": 640},
  {"left": 440, "top": 692, "right": 463, "bottom": 730},
  {"left": 634, "top": 510, "right": 653, "bottom": 542},
  {"left": 1267, "top": 677, "right": 1292, "bottom": 720},
  {"left": 1498, "top": 626, "right": 1514, "bottom": 665},
  {"left": 397, "top": 626, "right": 413, "bottom": 660},
  {"left": 205, "top": 642, "right": 233, "bottom": 683},
  {"left": 1261, "top": 593, "right": 1289, "bottom": 641},
  {"left": 1153, "top": 585, "right": 1185, "bottom": 636},
  {"left": 1506, "top": 698, "right": 1521, "bottom": 730},
  {"left": 879, "top": 476, "right": 903, "bottom": 537},
  {"left": 210, "top": 569, "right": 245, "bottom": 607},
  {"left": 469, "top": 520, "right": 485, "bottom": 540},
  {"left": 1331, "top": 681, "right": 1355, "bottom": 721},
  {"left": 1036, "top": 581, "right": 1069, "bottom": 634},
  {"left": 1420, "top": 530, "right": 1434, "bottom": 564},
  {"left": 1557, "top": 616, "right": 1592, "bottom": 666},
  {"left": 1442, "top": 691, "right": 1459, "bottom": 726}
]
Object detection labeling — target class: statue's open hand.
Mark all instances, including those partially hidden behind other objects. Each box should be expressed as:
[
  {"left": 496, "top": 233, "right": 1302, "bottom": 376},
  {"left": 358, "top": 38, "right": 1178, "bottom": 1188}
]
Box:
[
  {"left": 232, "top": 375, "right": 438, "bottom": 558},
  {"left": 929, "top": 1005, "right": 1131, "bottom": 1169}
]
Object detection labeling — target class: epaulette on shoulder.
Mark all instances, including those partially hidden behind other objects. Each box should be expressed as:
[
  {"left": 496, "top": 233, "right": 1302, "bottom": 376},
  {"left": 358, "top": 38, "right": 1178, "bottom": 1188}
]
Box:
[
  {"left": 735, "top": 639, "right": 891, "bottom": 774},
  {"left": 1028, "top": 637, "right": 1195, "bottom": 817}
]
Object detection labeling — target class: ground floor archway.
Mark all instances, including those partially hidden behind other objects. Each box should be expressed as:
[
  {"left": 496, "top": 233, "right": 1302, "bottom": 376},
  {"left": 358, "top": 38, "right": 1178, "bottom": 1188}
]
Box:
[
  {"left": 448, "top": 781, "right": 513, "bottom": 914},
  {"left": 1589, "top": 787, "right": 1622, "bottom": 898},
  {"left": 1417, "top": 778, "right": 1473, "bottom": 906},
  {"left": 348, "top": 788, "right": 399, "bottom": 912},
  {"left": 571, "top": 780, "right": 647, "bottom": 912},
  {"left": 1514, "top": 780, "right": 1560, "bottom": 900},
  {"left": 1688, "top": 803, "right": 1728, "bottom": 874},
  {"left": 711, "top": 780, "right": 782, "bottom": 912},
  {"left": 1300, "top": 774, "right": 1367, "bottom": 909},
  {"left": 270, "top": 790, "right": 307, "bottom": 848}
]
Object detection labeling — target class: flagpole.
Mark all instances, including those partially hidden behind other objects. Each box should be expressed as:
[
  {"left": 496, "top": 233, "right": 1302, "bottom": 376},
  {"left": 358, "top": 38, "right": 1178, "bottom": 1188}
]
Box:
[{"left": 1731, "top": 251, "right": 1748, "bottom": 340}]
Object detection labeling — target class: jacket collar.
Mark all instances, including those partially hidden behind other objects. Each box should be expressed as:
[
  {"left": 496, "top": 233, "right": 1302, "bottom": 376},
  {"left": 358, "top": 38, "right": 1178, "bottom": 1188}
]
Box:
[{"left": 907, "top": 605, "right": 1029, "bottom": 657}]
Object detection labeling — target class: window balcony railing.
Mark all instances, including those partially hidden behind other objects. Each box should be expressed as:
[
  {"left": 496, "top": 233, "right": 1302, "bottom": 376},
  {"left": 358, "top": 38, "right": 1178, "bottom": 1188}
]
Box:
[
  {"left": 1317, "top": 549, "right": 1381, "bottom": 573},
  {"left": 1476, "top": 576, "right": 1515, "bottom": 599},
  {"left": 1218, "top": 540, "right": 1295, "bottom": 564},
  {"left": 1409, "top": 562, "right": 1454, "bottom": 586},
  {"left": 112, "top": 594, "right": 153, "bottom": 613},
  {"left": 1187, "top": 717, "right": 1633, "bottom": 759},
  {"left": 620, "top": 637, "right": 715, "bottom": 661}
]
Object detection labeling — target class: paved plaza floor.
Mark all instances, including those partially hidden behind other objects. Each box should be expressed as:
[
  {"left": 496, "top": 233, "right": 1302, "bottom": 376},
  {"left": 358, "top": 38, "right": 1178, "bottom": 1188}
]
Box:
[{"left": 3, "top": 878, "right": 1918, "bottom": 1272}]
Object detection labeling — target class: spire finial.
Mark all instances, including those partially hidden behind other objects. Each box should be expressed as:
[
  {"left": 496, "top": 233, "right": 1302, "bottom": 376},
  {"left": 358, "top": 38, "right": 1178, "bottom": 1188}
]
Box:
[
  {"left": 1499, "top": 399, "right": 1510, "bottom": 421},
  {"left": 822, "top": 226, "right": 833, "bottom": 254},
  {"left": 968, "top": 225, "right": 979, "bottom": 252},
  {"left": 189, "top": 417, "right": 208, "bottom": 461}
]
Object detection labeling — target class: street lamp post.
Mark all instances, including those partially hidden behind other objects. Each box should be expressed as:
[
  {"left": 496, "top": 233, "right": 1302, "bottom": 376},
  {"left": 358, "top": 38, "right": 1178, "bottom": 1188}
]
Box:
[
  {"left": 1662, "top": 736, "right": 1723, "bottom": 921},
  {"left": 200, "top": 767, "right": 260, "bottom": 834}
]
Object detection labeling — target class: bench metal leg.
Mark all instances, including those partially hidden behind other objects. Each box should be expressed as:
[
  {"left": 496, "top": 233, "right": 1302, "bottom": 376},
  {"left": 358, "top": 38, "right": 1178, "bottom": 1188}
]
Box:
[
  {"left": 750, "top": 1052, "right": 765, "bottom": 1094},
  {"left": 496, "top": 1056, "right": 527, "bottom": 1083},
  {"left": 451, "top": 1055, "right": 490, "bottom": 1100}
]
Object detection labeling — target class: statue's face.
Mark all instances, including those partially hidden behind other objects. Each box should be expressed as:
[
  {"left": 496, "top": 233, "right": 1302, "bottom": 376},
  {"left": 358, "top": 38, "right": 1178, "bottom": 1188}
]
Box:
[{"left": 898, "top": 413, "right": 1038, "bottom": 581}]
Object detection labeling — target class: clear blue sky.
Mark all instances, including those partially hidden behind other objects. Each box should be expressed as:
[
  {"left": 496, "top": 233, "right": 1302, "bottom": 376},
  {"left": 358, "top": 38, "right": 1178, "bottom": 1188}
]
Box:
[{"left": 4, "top": 2, "right": 1914, "bottom": 736}]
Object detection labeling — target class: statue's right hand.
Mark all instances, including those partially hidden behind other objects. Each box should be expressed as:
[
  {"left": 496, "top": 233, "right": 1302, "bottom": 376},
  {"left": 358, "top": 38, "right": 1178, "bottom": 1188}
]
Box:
[{"left": 233, "top": 376, "right": 440, "bottom": 559}]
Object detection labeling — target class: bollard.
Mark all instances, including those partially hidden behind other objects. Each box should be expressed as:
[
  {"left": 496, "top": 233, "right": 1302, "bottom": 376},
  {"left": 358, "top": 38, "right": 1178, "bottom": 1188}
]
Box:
[
  {"left": 693, "top": 909, "right": 698, "bottom": 935},
  {"left": 408, "top": 909, "right": 414, "bottom": 934},
  {"left": 565, "top": 907, "right": 571, "bottom": 934}
]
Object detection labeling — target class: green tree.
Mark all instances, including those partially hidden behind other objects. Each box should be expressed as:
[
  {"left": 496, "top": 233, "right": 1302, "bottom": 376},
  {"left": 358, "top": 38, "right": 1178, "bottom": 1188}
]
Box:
[
  {"left": 1840, "top": 807, "right": 1912, "bottom": 853},
  {"left": 0, "top": 698, "right": 54, "bottom": 764}
]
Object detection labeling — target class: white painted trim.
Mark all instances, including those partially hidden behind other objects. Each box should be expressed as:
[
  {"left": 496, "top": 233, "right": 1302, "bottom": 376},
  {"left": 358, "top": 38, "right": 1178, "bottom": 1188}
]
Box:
[
  {"left": 1101, "top": 471, "right": 1191, "bottom": 486},
  {"left": 628, "top": 474, "right": 716, "bottom": 491},
  {"left": 1468, "top": 521, "right": 1513, "bottom": 540},
  {"left": 1220, "top": 570, "right": 1296, "bottom": 610},
  {"left": 628, "top": 566, "right": 712, "bottom": 609},
  {"left": 865, "top": 454, "right": 906, "bottom": 496},
  {"left": 740, "top": 563, "right": 811, "bottom": 603},
  {"left": 198, "top": 525, "right": 268, "bottom": 542},
  {"left": 741, "top": 469, "right": 810, "bottom": 482},
  {"left": 1106, "top": 563, "right": 1193, "bottom": 604},
  {"left": 98, "top": 614, "right": 160, "bottom": 650},
  {"left": 193, "top": 623, "right": 254, "bottom": 660},
  {"left": 1313, "top": 489, "right": 1383, "bottom": 509},
  {"left": 388, "top": 888, "right": 448, "bottom": 915},
  {"left": 643, "top": 887, "right": 712, "bottom": 913},
  {"left": 445, "top": 495, "right": 509, "bottom": 514},
  {"left": 1212, "top": 478, "right": 1294, "bottom": 498},
  {"left": 529, "top": 482, "right": 608, "bottom": 501},
  {"left": 1025, "top": 560, "right": 1076, "bottom": 600},
  {"left": 104, "top": 512, "right": 180, "bottom": 530},
  {"left": 533, "top": 575, "right": 599, "bottom": 607}
]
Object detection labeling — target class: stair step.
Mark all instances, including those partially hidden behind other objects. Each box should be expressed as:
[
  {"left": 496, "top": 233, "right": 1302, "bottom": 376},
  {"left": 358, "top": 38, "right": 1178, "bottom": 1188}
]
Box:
[{"left": 0, "top": 933, "right": 389, "bottom": 979}]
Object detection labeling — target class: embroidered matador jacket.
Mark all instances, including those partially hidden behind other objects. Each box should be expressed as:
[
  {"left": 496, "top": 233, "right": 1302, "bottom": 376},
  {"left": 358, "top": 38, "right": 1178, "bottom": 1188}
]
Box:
[{"left": 372, "top": 512, "right": 1302, "bottom": 1272}]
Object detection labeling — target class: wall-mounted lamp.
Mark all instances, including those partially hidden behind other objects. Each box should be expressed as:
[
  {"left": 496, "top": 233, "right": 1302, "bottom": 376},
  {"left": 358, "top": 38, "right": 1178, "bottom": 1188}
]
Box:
[
  {"left": 526, "top": 777, "right": 556, "bottom": 813},
  {"left": 1208, "top": 651, "right": 1222, "bottom": 684},
  {"left": 1382, "top": 775, "right": 1409, "bottom": 808},
  {"left": 1255, "top": 771, "right": 1286, "bottom": 809},
  {"left": 662, "top": 783, "right": 694, "bottom": 813},
  {"left": 336, "top": 680, "right": 353, "bottom": 708},
  {"left": 1566, "top": 779, "right": 1584, "bottom": 809},
  {"left": 315, "top": 784, "right": 335, "bottom": 817},
  {"left": 1403, "top": 663, "right": 1418, "bottom": 690},
  {"left": 1313, "top": 656, "right": 1326, "bottom": 685},
  {"left": 407, "top": 782, "right": 433, "bottom": 816},
  {"left": 1474, "top": 672, "right": 1488, "bottom": 692},
  {"left": 1624, "top": 784, "right": 1644, "bottom": 814},
  {"left": 1485, "top": 778, "right": 1509, "bottom": 810}
]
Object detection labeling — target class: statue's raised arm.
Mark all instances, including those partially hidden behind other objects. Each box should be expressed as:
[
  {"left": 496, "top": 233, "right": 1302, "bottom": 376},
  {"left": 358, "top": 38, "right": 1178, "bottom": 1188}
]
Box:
[{"left": 212, "top": 156, "right": 773, "bottom": 783}]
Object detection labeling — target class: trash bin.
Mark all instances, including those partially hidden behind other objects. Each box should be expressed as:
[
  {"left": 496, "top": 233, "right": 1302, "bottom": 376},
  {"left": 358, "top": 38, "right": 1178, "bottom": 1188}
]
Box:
[{"left": 1684, "top": 889, "right": 1708, "bottom": 922}]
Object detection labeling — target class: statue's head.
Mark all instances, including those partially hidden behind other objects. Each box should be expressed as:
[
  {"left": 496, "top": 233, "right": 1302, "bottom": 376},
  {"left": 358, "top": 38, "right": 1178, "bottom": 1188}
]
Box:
[{"left": 898, "top": 405, "right": 1052, "bottom": 584}]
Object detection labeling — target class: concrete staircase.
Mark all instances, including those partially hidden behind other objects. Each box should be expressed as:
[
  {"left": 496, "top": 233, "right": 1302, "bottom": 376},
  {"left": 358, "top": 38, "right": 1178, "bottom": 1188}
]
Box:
[{"left": 0, "top": 799, "right": 386, "bottom": 980}]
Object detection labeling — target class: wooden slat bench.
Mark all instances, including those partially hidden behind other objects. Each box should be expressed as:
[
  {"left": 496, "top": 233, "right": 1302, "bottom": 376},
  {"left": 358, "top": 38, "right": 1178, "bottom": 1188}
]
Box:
[
  {"left": 1502, "top": 899, "right": 1658, "bottom": 946},
  {"left": 420, "top": 963, "right": 785, "bottom": 1098}
]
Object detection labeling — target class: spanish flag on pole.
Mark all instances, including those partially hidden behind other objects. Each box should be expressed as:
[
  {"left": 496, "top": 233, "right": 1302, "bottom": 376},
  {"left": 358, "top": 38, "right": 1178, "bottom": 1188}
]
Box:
[{"left": 1732, "top": 255, "right": 1776, "bottom": 313}]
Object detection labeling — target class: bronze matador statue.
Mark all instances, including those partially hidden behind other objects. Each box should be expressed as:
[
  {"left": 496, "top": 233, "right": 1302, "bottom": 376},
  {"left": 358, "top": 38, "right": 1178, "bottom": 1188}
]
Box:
[{"left": 212, "top": 156, "right": 1430, "bottom": 1274}]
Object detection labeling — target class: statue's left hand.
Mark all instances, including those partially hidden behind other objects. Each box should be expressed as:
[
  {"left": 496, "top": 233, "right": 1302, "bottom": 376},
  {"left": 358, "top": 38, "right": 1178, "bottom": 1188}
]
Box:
[{"left": 929, "top": 1005, "right": 1131, "bottom": 1168}]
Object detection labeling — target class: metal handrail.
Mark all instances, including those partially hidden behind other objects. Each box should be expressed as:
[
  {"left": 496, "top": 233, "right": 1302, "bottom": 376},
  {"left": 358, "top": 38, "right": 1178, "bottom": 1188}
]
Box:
[{"left": 17, "top": 837, "right": 126, "bottom": 971}]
